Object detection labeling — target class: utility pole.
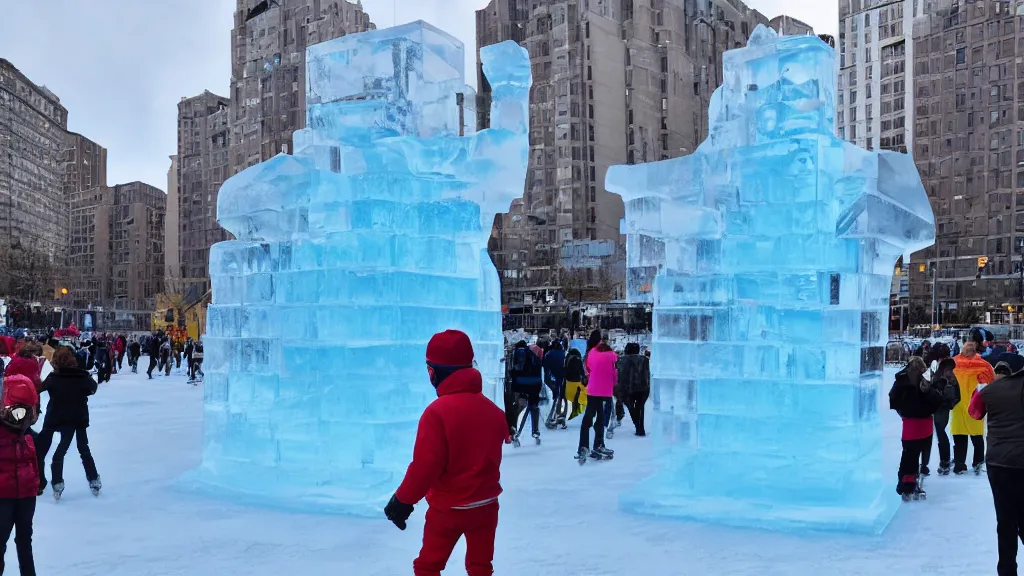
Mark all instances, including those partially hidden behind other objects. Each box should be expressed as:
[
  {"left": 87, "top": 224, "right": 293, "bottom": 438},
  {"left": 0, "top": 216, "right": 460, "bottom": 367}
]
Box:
[{"left": 931, "top": 262, "right": 937, "bottom": 328}]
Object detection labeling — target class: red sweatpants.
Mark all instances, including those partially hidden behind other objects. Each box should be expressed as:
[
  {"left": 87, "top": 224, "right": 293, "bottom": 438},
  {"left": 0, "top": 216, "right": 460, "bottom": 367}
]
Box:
[{"left": 413, "top": 502, "right": 499, "bottom": 576}]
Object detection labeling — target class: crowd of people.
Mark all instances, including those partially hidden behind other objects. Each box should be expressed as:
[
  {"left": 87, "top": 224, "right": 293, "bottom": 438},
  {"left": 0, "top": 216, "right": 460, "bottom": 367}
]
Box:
[
  {"left": 892, "top": 328, "right": 1024, "bottom": 575},
  {"left": 0, "top": 329, "right": 204, "bottom": 575},
  {"left": 503, "top": 328, "right": 651, "bottom": 462}
]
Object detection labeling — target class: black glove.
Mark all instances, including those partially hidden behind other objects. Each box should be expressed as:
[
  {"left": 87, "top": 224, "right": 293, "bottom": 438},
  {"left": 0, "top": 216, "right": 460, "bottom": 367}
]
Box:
[{"left": 384, "top": 493, "right": 414, "bottom": 531}]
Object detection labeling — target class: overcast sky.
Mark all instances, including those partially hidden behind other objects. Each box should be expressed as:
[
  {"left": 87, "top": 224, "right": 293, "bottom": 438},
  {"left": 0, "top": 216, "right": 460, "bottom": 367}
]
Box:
[{"left": 0, "top": 0, "right": 836, "bottom": 192}]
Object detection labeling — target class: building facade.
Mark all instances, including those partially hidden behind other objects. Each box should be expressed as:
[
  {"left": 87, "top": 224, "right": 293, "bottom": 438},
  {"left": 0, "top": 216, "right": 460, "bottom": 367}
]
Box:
[
  {"left": 166, "top": 154, "right": 180, "bottom": 290},
  {"left": 837, "top": 0, "right": 922, "bottom": 154},
  {"left": 177, "top": 92, "right": 229, "bottom": 292},
  {"left": 909, "top": 0, "right": 1024, "bottom": 325},
  {"left": 61, "top": 132, "right": 108, "bottom": 275},
  {"left": 769, "top": 15, "right": 814, "bottom": 36},
  {"left": 67, "top": 182, "right": 165, "bottom": 322},
  {"left": 478, "top": 0, "right": 767, "bottom": 306},
  {"left": 0, "top": 59, "right": 69, "bottom": 258},
  {"left": 228, "top": 0, "right": 374, "bottom": 175}
]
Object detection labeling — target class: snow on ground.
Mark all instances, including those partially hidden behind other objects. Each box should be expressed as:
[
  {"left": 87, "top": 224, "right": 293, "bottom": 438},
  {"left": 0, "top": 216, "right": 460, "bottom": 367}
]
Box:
[{"left": 14, "top": 365, "right": 1021, "bottom": 575}]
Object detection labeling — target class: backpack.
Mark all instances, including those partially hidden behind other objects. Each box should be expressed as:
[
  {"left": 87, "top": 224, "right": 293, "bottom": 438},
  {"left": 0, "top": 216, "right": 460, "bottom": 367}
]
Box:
[
  {"left": 0, "top": 375, "right": 36, "bottom": 433},
  {"left": 564, "top": 353, "right": 586, "bottom": 383},
  {"left": 511, "top": 347, "right": 540, "bottom": 374}
]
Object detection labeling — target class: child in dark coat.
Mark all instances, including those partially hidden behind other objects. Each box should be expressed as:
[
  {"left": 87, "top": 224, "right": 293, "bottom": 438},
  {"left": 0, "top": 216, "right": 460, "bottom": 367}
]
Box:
[{"left": 889, "top": 357, "right": 945, "bottom": 497}]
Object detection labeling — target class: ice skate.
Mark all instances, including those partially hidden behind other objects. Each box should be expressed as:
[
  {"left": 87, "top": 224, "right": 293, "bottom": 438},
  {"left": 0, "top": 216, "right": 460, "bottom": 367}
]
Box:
[
  {"left": 606, "top": 425, "right": 615, "bottom": 439},
  {"left": 589, "top": 447, "right": 612, "bottom": 461},
  {"left": 919, "top": 465, "right": 930, "bottom": 477},
  {"left": 595, "top": 445, "right": 614, "bottom": 457},
  {"left": 575, "top": 446, "right": 589, "bottom": 465},
  {"left": 937, "top": 462, "right": 951, "bottom": 476},
  {"left": 89, "top": 477, "right": 102, "bottom": 496},
  {"left": 532, "top": 432, "right": 541, "bottom": 445},
  {"left": 52, "top": 482, "right": 65, "bottom": 502},
  {"left": 973, "top": 463, "right": 985, "bottom": 476}
]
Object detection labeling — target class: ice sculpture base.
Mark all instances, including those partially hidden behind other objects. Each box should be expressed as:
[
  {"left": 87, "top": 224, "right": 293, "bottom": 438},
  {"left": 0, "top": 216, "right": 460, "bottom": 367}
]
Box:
[
  {"left": 619, "top": 476, "right": 899, "bottom": 535},
  {"left": 178, "top": 467, "right": 394, "bottom": 518}
]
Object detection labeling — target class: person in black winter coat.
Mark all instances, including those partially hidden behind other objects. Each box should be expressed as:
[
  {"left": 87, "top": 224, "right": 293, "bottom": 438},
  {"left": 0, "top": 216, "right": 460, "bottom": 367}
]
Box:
[
  {"left": 616, "top": 342, "right": 651, "bottom": 436},
  {"left": 146, "top": 334, "right": 161, "bottom": 379},
  {"left": 35, "top": 347, "right": 101, "bottom": 497},
  {"left": 94, "top": 340, "right": 112, "bottom": 383},
  {"left": 922, "top": 347, "right": 961, "bottom": 476},
  {"left": 509, "top": 341, "right": 544, "bottom": 440},
  {"left": 889, "top": 357, "right": 945, "bottom": 495},
  {"left": 541, "top": 341, "right": 567, "bottom": 429},
  {"left": 127, "top": 339, "right": 141, "bottom": 373}
]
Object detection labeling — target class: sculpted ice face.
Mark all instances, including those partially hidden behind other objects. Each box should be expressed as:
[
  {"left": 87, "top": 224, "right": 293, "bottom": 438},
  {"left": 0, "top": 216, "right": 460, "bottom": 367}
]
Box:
[
  {"left": 609, "top": 25, "right": 935, "bottom": 534},
  {"left": 190, "top": 21, "right": 530, "bottom": 516}
]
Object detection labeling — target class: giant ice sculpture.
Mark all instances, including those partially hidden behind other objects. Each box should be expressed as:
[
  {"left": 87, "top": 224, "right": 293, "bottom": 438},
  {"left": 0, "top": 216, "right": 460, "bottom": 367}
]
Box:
[
  {"left": 188, "top": 21, "right": 529, "bottom": 515},
  {"left": 610, "top": 27, "right": 935, "bottom": 534}
]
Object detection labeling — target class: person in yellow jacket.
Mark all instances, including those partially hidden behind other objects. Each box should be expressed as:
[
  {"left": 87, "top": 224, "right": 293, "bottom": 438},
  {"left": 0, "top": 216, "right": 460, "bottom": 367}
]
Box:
[{"left": 951, "top": 341, "right": 995, "bottom": 474}]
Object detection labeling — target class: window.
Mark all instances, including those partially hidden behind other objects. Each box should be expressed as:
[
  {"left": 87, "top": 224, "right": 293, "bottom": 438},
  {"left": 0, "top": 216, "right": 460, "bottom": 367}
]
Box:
[
  {"left": 867, "top": 137, "right": 873, "bottom": 149},
  {"left": 851, "top": 90, "right": 858, "bottom": 104},
  {"left": 956, "top": 48, "right": 966, "bottom": 64}
]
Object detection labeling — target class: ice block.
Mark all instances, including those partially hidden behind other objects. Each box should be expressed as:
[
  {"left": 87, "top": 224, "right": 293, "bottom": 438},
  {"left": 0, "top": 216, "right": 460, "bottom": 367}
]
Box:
[{"left": 610, "top": 26, "right": 935, "bottom": 534}]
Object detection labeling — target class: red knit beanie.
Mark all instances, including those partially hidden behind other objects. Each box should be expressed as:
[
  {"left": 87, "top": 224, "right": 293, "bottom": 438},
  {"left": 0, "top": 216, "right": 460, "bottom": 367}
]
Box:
[{"left": 426, "top": 330, "right": 475, "bottom": 367}]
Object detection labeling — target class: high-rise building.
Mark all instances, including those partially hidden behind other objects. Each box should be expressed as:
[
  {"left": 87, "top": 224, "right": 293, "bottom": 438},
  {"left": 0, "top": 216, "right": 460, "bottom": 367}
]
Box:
[
  {"left": 61, "top": 132, "right": 108, "bottom": 276},
  {"left": 909, "top": 0, "right": 1024, "bottom": 324},
  {"left": 228, "top": 0, "right": 374, "bottom": 175},
  {"left": 477, "top": 0, "right": 767, "bottom": 307},
  {"left": 0, "top": 59, "right": 69, "bottom": 258},
  {"left": 836, "top": 0, "right": 922, "bottom": 154},
  {"left": 769, "top": 15, "right": 814, "bottom": 36},
  {"left": 68, "top": 182, "right": 165, "bottom": 326},
  {"left": 177, "top": 91, "right": 230, "bottom": 292},
  {"left": 166, "top": 154, "right": 180, "bottom": 288}
]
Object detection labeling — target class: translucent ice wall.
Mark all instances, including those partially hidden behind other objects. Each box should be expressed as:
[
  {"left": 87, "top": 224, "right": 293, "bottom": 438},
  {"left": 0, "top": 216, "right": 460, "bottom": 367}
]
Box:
[
  {"left": 609, "top": 26, "right": 935, "bottom": 534},
  {"left": 188, "top": 21, "right": 529, "bottom": 515}
]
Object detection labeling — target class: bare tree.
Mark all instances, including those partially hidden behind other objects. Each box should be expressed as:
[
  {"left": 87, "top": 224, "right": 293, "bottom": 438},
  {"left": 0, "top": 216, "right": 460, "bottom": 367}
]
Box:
[{"left": 0, "top": 243, "right": 58, "bottom": 302}]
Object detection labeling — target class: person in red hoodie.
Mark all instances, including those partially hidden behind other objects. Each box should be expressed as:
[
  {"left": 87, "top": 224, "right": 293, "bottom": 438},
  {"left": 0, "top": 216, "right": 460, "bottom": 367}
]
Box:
[
  {"left": 0, "top": 374, "right": 41, "bottom": 576},
  {"left": 384, "top": 329, "right": 510, "bottom": 576}
]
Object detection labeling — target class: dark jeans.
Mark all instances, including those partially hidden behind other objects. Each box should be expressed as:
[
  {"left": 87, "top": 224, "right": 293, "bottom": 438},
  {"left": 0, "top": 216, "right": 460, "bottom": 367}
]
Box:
[
  {"left": 625, "top": 391, "right": 649, "bottom": 435},
  {"left": 545, "top": 379, "right": 566, "bottom": 423},
  {"left": 512, "top": 383, "right": 541, "bottom": 436},
  {"left": 146, "top": 355, "right": 158, "bottom": 377},
  {"left": 897, "top": 436, "right": 931, "bottom": 494},
  {"left": 0, "top": 497, "right": 36, "bottom": 576},
  {"left": 953, "top": 434, "right": 985, "bottom": 471},
  {"left": 988, "top": 465, "right": 1024, "bottom": 576},
  {"left": 922, "top": 409, "right": 951, "bottom": 468},
  {"left": 579, "top": 396, "right": 610, "bottom": 450},
  {"left": 36, "top": 427, "right": 99, "bottom": 485}
]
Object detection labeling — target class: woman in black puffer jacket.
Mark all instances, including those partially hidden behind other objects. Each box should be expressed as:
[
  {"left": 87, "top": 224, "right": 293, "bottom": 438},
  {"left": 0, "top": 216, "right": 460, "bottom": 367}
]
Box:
[{"left": 35, "top": 347, "right": 101, "bottom": 498}]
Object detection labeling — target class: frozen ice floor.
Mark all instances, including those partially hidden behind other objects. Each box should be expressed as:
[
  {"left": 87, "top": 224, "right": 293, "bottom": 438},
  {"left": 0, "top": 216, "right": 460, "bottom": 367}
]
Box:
[{"left": 19, "top": 366, "right": 1020, "bottom": 575}]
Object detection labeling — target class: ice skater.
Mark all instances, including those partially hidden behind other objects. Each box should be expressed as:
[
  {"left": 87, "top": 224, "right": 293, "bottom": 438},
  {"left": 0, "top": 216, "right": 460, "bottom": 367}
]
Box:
[
  {"left": 0, "top": 374, "right": 41, "bottom": 576},
  {"left": 577, "top": 335, "right": 617, "bottom": 463},
  {"left": 889, "top": 357, "right": 944, "bottom": 500},
  {"left": 384, "top": 329, "right": 509, "bottom": 576},
  {"left": 951, "top": 341, "right": 995, "bottom": 474},
  {"left": 35, "top": 348, "right": 101, "bottom": 500},
  {"left": 508, "top": 340, "right": 544, "bottom": 444},
  {"left": 616, "top": 342, "right": 651, "bottom": 436},
  {"left": 542, "top": 340, "right": 567, "bottom": 429}
]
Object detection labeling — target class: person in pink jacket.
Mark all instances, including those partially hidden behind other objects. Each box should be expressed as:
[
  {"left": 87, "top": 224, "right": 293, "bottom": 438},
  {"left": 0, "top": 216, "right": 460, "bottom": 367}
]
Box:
[{"left": 578, "top": 339, "right": 618, "bottom": 463}]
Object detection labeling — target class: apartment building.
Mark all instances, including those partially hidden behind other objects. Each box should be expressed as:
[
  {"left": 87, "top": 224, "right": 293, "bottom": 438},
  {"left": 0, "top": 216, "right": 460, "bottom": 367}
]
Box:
[
  {"left": 478, "top": 0, "right": 767, "bottom": 307},
  {"left": 0, "top": 59, "right": 69, "bottom": 258},
  {"left": 67, "top": 182, "right": 165, "bottom": 321},
  {"left": 166, "top": 154, "right": 180, "bottom": 289},
  {"left": 769, "top": 15, "right": 814, "bottom": 36},
  {"left": 228, "top": 0, "right": 374, "bottom": 174},
  {"left": 909, "top": 0, "right": 1024, "bottom": 324},
  {"left": 837, "top": 0, "right": 923, "bottom": 153},
  {"left": 177, "top": 91, "right": 230, "bottom": 292},
  {"left": 61, "top": 132, "right": 108, "bottom": 267}
]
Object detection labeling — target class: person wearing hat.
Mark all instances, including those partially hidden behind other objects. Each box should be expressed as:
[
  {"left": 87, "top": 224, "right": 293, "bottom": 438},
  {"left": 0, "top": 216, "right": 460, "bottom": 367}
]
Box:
[
  {"left": 952, "top": 341, "right": 996, "bottom": 474},
  {"left": 968, "top": 359, "right": 1024, "bottom": 575},
  {"left": 384, "top": 330, "right": 510, "bottom": 576}
]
